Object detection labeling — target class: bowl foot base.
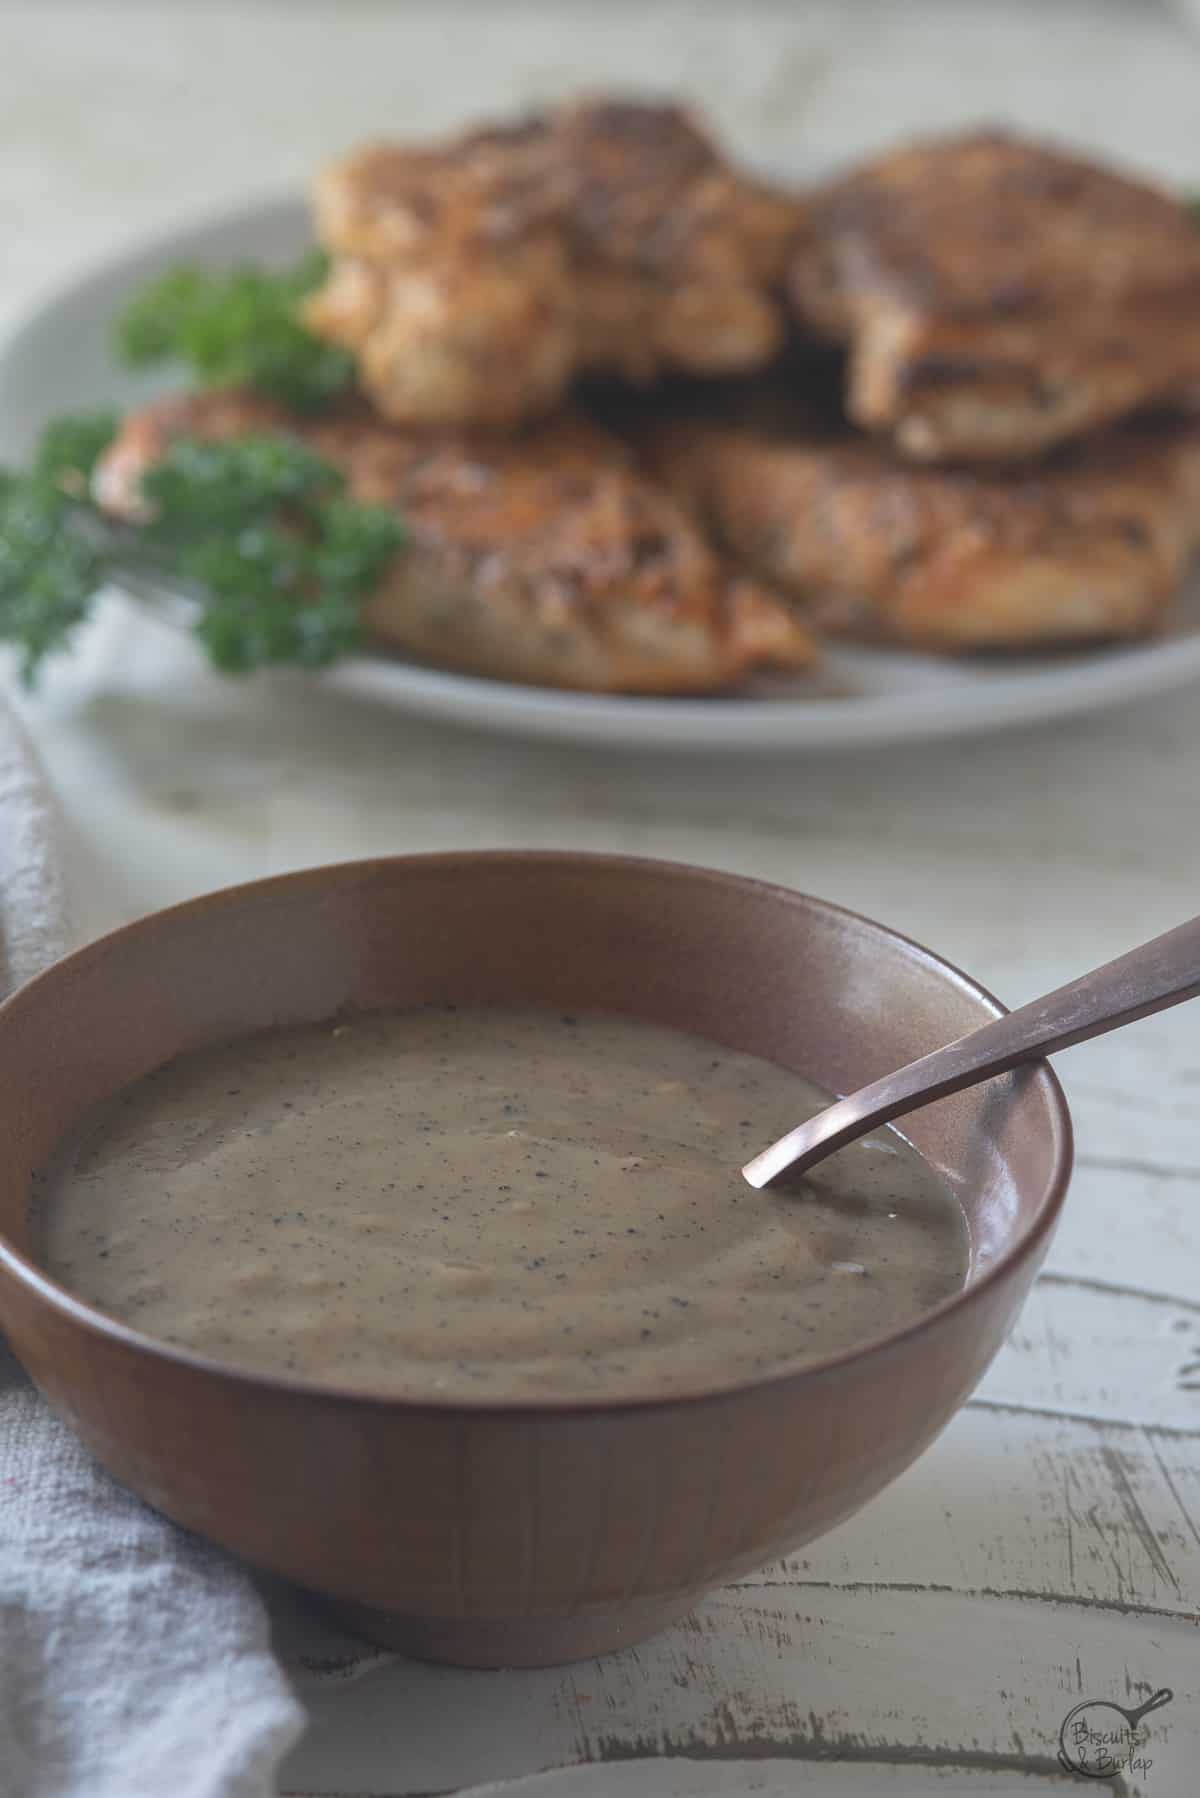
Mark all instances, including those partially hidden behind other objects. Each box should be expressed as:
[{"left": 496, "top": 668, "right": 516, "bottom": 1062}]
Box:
[{"left": 320, "top": 1589, "right": 703, "bottom": 1667}]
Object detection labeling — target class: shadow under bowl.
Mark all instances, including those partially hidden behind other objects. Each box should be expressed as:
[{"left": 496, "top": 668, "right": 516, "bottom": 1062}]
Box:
[{"left": 0, "top": 852, "right": 1072, "bottom": 1666}]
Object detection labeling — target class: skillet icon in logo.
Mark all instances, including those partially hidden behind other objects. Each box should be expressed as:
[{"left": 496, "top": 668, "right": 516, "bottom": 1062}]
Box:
[{"left": 1058, "top": 1687, "right": 1172, "bottom": 1780}]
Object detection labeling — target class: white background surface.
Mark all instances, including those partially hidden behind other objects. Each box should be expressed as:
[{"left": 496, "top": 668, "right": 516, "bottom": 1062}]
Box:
[{"left": 2, "top": 4, "right": 1199, "bottom": 1794}]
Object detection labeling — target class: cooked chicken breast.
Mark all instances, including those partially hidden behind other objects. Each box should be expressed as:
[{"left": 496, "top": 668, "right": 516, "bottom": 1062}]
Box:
[
  {"left": 306, "top": 98, "right": 801, "bottom": 429},
  {"left": 96, "top": 390, "right": 814, "bottom": 693},
  {"left": 306, "top": 120, "right": 577, "bottom": 431},
  {"left": 555, "top": 98, "right": 799, "bottom": 381},
  {"left": 790, "top": 129, "right": 1200, "bottom": 462},
  {"left": 641, "top": 391, "right": 1200, "bottom": 650}
]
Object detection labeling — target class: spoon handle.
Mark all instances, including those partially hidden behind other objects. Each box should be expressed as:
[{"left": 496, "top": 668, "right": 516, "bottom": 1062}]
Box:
[{"left": 743, "top": 913, "right": 1200, "bottom": 1188}]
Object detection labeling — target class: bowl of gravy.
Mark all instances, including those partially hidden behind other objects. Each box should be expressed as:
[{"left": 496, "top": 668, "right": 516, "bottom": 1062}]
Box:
[{"left": 0, "top": 852, "right": 1071, "bottom": 1666}]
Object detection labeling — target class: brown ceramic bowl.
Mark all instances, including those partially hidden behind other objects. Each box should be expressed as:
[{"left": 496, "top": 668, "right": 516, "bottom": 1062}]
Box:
[{"left": 0, "top": 853, "right": 1071, "bottom": 1667}]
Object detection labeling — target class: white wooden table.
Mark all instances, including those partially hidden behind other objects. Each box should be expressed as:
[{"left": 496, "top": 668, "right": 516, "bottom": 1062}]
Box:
[{"left": 2, "top": 6, "right": 1198, "bottom": 1794}]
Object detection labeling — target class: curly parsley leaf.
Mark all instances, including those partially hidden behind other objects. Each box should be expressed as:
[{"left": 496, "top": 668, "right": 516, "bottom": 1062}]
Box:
[
  {"left": 33, "top": 410, "right": 124, "bottom": 490},
  {"left": 0, "top": 412, "right": 405, "bottom": 683},
  {"left": 139, "top": 432, "right": 342, "bottom": 528},
  {"left": 137, "top": 434, "right": 404, "bottom": 674},
  {"left": 114, "top": 252, "right": 356, "bottom": 412},
  {"left": 0, "top": 411, "right": 119, "bottom": 679}
]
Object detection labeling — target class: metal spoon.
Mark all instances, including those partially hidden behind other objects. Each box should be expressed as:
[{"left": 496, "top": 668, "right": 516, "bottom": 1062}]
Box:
[{"left": 742, "top": 913, "right": 1200, "bottom": 1189}]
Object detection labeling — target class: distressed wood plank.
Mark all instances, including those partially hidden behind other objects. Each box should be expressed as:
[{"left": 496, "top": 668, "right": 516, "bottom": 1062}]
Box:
[
  {"left": 980, "top": 1280, "right": 1200, "bottom": 1430},
  {"left": 280, "top": 1404, "right": 1199, "bottom": 1796},
  {"left": 1043, "top": 1161, "right": 1200, "bottom": 1298},
  {"left": 281, "top": 1588, "right": 1192, "bottom": 1796},
  {"left": 285, "top": 1758, "right": 1121, "bottom": 1796},
  {"left": 755, "top": 1406, "right": 1200, "bottom": 1616}
]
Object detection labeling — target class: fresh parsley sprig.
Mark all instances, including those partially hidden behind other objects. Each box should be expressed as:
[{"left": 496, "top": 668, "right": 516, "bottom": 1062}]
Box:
[
  {"left": 0, "top": 413, "right": 405, "bottom": 682},
  {"left": 115, "top": 252, "right": 355, "bottom": 413},
  {"left": 0, "top": 411, "right": 120, "bottom": 679}
]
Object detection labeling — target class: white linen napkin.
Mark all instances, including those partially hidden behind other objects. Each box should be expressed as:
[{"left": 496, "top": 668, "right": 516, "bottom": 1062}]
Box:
[{"left": 0, "top": 692, "right": 307, "bottom": 1798}]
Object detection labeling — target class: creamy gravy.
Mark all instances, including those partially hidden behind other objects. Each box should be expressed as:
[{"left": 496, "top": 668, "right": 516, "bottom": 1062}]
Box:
[{"left": 36, "top": 1008, "right": 969, "bottom": 1398}]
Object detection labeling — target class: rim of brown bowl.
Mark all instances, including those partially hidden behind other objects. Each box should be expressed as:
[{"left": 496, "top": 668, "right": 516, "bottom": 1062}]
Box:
[{"left": 0, "top": 850, "right": 1073, "bottom": 1418}]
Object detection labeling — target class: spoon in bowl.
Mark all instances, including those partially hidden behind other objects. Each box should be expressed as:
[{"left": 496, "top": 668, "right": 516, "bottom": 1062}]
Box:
[{"left": 743, "top": 912, "right": 1200, "bottom": 1189}]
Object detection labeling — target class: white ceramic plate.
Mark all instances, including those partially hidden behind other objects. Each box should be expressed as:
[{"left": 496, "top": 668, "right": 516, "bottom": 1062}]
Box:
[{"left": 4, "top": 194, "right": 1200, "bottom": 752}]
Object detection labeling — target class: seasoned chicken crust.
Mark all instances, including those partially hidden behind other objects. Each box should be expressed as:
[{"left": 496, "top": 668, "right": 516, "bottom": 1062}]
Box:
[
  {"left": 306, "top": 119, "right": 576, "bottom": 431},
  {"left": 306, "top": 98, "right": 802, "bottom": 429},
  {"left": 641, "top": 391, "right": 1200, "bottom": 650},
  {"left": 555, "top": 98, "right": 799, "bottom": 381},
  {"left": 96, "top": 390, "right": 814, "bottom": 693},
  {"left": 790, "top": 129, "right": 1200, "bottom": 462}
]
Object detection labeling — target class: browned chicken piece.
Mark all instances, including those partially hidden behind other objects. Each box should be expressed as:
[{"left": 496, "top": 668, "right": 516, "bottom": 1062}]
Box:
[
  {"left": 306, "top": 98, "right": 801, "bottom": 429},
  {"left": 95, "top": 389, "right": 815, "bottom": 693},
  {"left": 641, "top": 393, "right": 1200, "bottom": 650},
  {"left": 306, "top": 121, "right": 577, "bottom": 431},
  {"left": 554, "top": 98, "right": 799, "bottom": 381},
  {"left": 790, "top": 129, "right": 1200, "bottom": 462}
]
